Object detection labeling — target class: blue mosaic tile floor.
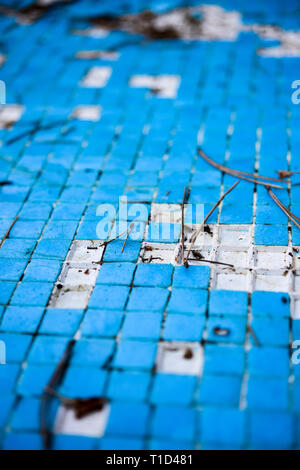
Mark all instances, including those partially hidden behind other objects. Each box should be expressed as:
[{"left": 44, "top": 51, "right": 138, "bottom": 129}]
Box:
[{"left": 0, "top": 0, "right": 300, "bottom": 450}]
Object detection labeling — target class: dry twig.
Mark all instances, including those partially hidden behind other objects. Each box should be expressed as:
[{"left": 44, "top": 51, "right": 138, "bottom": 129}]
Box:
[
  {"left": 184, "top": 180, "right": 240, "bottom": 267},
  {"left": 267, "top": 187, "right": 300, "bottom": 229},
  {"left": 198, "top": 148, "right": 285, "bottom": 189},
  {"left": 0, "top": 214, "right": 19, "bottom": 248}
]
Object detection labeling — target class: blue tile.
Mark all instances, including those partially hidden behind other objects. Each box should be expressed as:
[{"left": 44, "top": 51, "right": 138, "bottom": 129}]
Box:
[
  {"left": 114, "top": 340, "right": 157, "bottom": 370},
  {"left": 254, "top": 224, "right": 288, "bottom": 245},
  {"left": 127, "top": 287, "right": 168, "bottom": 312},
  {"left": 163, "top": 314, "right": 205, "bottom": 341},
  {"left": 23, "top": 259, "right": 61, "bottom": 282},
  {"left": 151, "top": 374, "right": 196, "bottom": 406},
  {"left": 0, "top": 259, "right": 27, "bottom": 281},
  {"left": 209, "top": 290, "right": 248, "bottom": 316},
  {"left": 168, "top": 288, "right": 208, "bottom": 314},
  {"left": 122, "top": 312, "right": 162, "bottom": 340},
  {"left": 40, "top": 309, "right": 83, "bottom": 336},
  {"left": 151, "top": 406, "right": 195, "bottom": 442},
  {"left": 71, "top": 338, "right": 115, "bottom": 366},
  {"left": 103, "top": 240, "right": 141, "bottom": 262},
  {"left": 0, "top": 364, "right": 20, "bottom": 393},
  {"left": 134, "top": 264, "right": 173, "bottom": 287},
  {"left": 33, "top": 239, "right": 71, "bottom": 261},
  {"left": 10, "top": 282, "right": 53, "bottom": 307},
  {"left": 251, "top": 291, "right": 290, "bottom": 317},
  {"left": 204, "top": 345, "right": 245, "bottom": 375},
  {"left": 53, "top": 435, "right": 96, "bottom": 450},
  {"left": 248, "top": 347, "right": 289, "bottom": 377},
  {"left": 89, "top": 285, "right": 129, "bottom": 310},
  {"left": 0, "top": 333, "right": 31, "bottom": 363},
  {"left": 96, "top": 262, "right": 135, "bottom": 286},
  {"left": 59, "top": 366, "right": 107, "bottom": 398},
  {"left": 1, "top": 306, "right": 44, "bottom": 333},
  {"left": 3, "top": 432, "right": 43, "bottom": 450},
  {"left": 250, "top": 317, "right": 289, "bottom": 347},
  {"left": 81, "top": 309, "right": 123, "bottom": 337},
  {"left": 18, "top": 364, "right": 55, "bottom": 396},
  {"left": 201, "top": 409, "right": 245, "bottom": 446},
  {"left": 28, "top": 336, "right": 70, "bottom": 364},
  {"left": 43, "top": 219, "right": 78, "bottom": 239},
  {"left": 197, "top": 375, "right": 242, "bottom": 406},
  {"left": 0, "top": 282, "right": 16, "bottom": 305},
  {"left": 250, "top": 412, "right": 293, "bottom": 449},
  {"left": 206, "top": 316, "right": 247, "bottom": 344},
  {"left": 173, "top": 265, "right": 210, "bottom": 289},
  {"left": 99, "top": 437, "right": 143, "bottom": 450},
  {"left": 107, "top": 370, "right": 151, "bottom": 401},
  {"left": 247, "top": 377, "right": 288, "bottom": 410},
  {"left": 105, "top": 402, "right": 149, "bottom": 437}
]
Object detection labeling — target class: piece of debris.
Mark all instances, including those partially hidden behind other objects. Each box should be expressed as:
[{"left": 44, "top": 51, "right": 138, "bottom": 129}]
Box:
[
  {"left": 0, "top": 214, "right": 19, "bottom": 248},
  {"left": 183, "top": 348, "right": 193, "bottom": 359},
  {"left": 41, "top": 339, "right": 76, "bottom": 450},
  {"left": 213, "top": 326, "right": 230, "bottom": 337},
  {"left": 198, "top": 148, "right": 285, "bottom": 189},
  {"left": 184, "top": 180, "right": 240, "bottom": 267},
  {"left": 267, "top": 187, "right": 300, "bottom": 229}
]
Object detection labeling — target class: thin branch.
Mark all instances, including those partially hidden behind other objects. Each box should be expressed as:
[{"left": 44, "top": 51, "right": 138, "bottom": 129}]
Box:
[
  {"left": 180, "top": 186, "right": 188, "bottom": 263},
  {"left": 41, "top": 339, "right": 76, "bottom": 450},
  {"left": 248, "top": 325, "right": 260, "bottom": 346},
  {"left": 189, "top": 258, "right": 234, "bottom": 268},
  {"left": 0, "top": 214, "right": 19, "bottom": 248},
  {"left": 198, "top": 148, "right": 285, "bottom": 189},
  {"left": 267, "top": 187, "right": 300, "bottom": 228},
  {"left": 121, "top": 222, "right": 134, "bottom": 253},
  {"left": 184, "top": 180, "right": 240, "bottom": 267}
]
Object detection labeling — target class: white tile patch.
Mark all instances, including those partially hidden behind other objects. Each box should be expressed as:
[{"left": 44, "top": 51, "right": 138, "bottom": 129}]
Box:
[
  {"left": 49, "top": 240, "right": 104, "bottom": 309},
  {"left": 59, "top": 266, "right": 99, "bottom": 286},
  {"left": 50, "top": 286, "right": 92, "bottom": 309},
  {"left": 0, "top": 105, "right": 24, "bottom": 127},
  {"left": 156, "top": 342, "right": 204, "bottom": 376},
  {"left": 81, "top": 66, "right": 112, "bottom": 88},
  {"left": 71, "top": 105, "right": 101, "bottom": 121},
  {"left": 76, "top": 50, "right": 119, "bottom": 60},
  {"left": 54, "top": 403, "right": 110, "bottom": 437},
  {"left": 218, "top": 225, "right": 252, "bottom": 248},
  {"left": 215, "top": 269, "right": 249, "bottom": 291},
  {"left": 130, "top": 75, "right": 180, "bottom": 98}
]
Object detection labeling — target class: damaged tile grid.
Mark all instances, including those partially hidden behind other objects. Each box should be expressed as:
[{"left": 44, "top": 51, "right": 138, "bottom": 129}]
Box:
[{"left": 0, "top": 0, "right": 299, "bottom": 451}]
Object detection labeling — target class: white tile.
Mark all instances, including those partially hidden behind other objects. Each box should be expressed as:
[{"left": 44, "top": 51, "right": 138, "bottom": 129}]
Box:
[
  {"left": 254, "top": 271, "right": 290, "bottom": 292},
  {"left": 59, "top": 265, "right": 99, "bottom": 286},
  {"left": 218, "top": 225, "right": 252, "bottom": 248},
  {"left": 130, "top": 74, "right": 180, "bottom": 98},
  {"left": 71, "top": 105, "right": 101, "bottom": 121},
  {"left": 255, "top": 248, "right": 291, "bottom": 270},
  {"left": 81, "top": 66, "right": 112, "bottom": 88},
  {"left": 151, "top": 203, "right": 182, "bottom": 224},
  {"left": 66, "top": 240, "right": 105, "bottom": 265},
  {"left": 54, "top": 403, "right": 110, "bottom": 437},
  {"left": 139, "top": 242, "right": 177, "bottom": 264},
  {"left": 215, "top": 269, "right": 249, "bottom": 291},
  {"left": 0, "top": 105, "right": 24, "bottom": 127},
  {"left": 49, "top": 286, "right": 92, "bottom": 309},
  {"left": 216, "top": 249, "right": 248, "bottom": 268},
  {"left": 156, "top": 342, "right": 204, "bottom": 376}
]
